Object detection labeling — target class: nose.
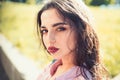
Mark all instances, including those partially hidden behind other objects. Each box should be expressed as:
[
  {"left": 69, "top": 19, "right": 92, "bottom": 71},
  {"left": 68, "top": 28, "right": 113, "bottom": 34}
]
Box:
[{"left": 48, "top": 31, "right": 56, "bottom": 44}]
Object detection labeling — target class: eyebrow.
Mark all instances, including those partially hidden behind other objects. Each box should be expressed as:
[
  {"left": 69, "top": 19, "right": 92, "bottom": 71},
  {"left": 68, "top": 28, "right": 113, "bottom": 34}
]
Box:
[{"left": 41, "top": 22, "right": 67, "bottom": 28}]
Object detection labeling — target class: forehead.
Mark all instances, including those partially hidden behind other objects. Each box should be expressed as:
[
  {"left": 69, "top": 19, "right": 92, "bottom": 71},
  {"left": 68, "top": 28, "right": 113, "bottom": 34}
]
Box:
[{"left": 41, "top": 8, "right": 64, "bottom": 26}]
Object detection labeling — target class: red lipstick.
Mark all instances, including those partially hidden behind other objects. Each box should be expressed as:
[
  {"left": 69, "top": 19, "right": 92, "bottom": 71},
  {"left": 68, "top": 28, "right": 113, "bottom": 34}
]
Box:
[{"left": 48, "top": 46, "right": 59, "bottom": 54}]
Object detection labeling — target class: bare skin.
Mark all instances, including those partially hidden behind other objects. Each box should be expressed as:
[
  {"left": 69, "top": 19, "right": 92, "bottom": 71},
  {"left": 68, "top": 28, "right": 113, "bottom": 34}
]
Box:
[
  {"left": 50, "top": 55, "right": 75, "bottom": 80},
  {"left": 40, "top": 8, "right": 76, "bottom": 79}
]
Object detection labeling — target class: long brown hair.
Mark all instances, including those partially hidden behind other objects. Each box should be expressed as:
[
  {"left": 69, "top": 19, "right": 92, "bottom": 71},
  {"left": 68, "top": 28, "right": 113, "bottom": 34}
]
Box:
[{"left": 37, "top": 0, "right": 108, "bottom": 79}]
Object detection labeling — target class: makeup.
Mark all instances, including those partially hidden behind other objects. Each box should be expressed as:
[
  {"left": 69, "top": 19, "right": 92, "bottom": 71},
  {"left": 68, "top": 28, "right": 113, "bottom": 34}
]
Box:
[{"left": 48, "top": 46, "right": 59, "bottom": 54}]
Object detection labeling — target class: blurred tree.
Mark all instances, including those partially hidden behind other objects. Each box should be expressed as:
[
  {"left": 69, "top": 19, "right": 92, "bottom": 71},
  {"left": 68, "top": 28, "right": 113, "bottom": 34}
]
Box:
[
  {"left": 2, "top": 0, "right": 26, "bottom": 2},
  {"left": 26, "top": 0, "right": 35, "bottom": 4},
  {"left": 111, "top": 0, "right": 117, "bottom": 4},
  {"left": 0, "top": 0, "right": 44, "bottom": 4},
  {"left": 83, "top": 0, "right": 116, "bottom": 6},
  {"left": 83, "top": 0, "right": 92, "bottom": 5},
  {"left": 36, "top": 0, "right": 44, "bottom": 4},
  {"left": 90, "top": 0, "right": 111, "bottom": 6},
  {"left": 116, "top": 0, "right": 120, "bottom": 4}
]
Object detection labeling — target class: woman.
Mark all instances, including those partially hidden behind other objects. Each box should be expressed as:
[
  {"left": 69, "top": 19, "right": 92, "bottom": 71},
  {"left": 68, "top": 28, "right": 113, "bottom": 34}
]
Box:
[{"left": 37, "top": 0, "right": 108, "bottom": 80}]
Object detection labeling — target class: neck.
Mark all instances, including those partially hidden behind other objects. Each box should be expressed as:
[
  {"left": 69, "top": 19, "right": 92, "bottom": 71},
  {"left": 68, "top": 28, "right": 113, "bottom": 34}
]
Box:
[{"left": 60, "top": 53, "right": 75, "bottom": 70}]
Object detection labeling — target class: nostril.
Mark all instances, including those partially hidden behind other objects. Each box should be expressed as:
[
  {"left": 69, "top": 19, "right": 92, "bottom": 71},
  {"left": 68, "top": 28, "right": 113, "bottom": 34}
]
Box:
[
  {"left": 50, "top": 39, "right": 56, "bottom": 43},
  {"left": 49, "top": 32, "right": 56, "bottom": 43}
]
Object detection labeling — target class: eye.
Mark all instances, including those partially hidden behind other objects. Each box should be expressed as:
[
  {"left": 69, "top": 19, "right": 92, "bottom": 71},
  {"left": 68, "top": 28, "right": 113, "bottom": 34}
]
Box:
[
  {"left": 57, "top": 27, "right": 66, "bottom": 31},
  {"left": 41, "top": 29, "right": 48, "bottom": 34}
]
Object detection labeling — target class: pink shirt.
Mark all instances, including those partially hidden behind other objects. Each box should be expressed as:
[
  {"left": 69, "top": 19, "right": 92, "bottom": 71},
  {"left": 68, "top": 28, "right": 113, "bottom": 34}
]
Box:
[{"left": 37, "top": 60, "right": 92, "bottom": 80}]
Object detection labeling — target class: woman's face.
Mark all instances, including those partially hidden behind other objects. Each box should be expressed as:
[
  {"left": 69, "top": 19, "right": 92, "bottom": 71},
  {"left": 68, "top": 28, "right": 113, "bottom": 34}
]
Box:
[{"left": 40, "top": 8, "right": 76, "bottom": 59}]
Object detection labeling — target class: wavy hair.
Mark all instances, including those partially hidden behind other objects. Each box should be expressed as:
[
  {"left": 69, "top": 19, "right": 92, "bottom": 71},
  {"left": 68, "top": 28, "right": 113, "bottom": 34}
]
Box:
[{"left": 37, "top": 0, "right": 108, "bottom": 79}]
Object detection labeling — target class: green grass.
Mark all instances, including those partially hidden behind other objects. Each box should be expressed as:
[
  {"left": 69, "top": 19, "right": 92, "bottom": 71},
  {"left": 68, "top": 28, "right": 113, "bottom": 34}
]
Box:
[
  {"left": 0, "top": 2, "right": 120, "bottom": 77},
  {"left": 90, "top": 7, "right": 120, "bottom": 77},
  {"left": 0, "top": 2, "right": 50, "bottom": 68}
]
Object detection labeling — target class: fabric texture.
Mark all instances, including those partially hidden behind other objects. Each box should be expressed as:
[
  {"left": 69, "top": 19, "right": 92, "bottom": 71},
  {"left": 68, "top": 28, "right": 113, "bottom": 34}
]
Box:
[{"left": 37, "top": 60, "right": 92, "bottom": 80}]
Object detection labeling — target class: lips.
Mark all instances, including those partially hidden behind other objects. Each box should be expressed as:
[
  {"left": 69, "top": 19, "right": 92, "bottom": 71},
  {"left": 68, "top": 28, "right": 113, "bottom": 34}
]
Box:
[{"left": 48, "top": 46, "right": 59, "bottom": 54}]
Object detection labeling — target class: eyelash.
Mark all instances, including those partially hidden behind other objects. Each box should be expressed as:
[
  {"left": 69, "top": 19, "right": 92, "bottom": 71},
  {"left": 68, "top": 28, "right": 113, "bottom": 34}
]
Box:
[
  {"left": 40, "top": 27, "right": 66, "bottom": 34},
  {"left": 57, "top": 27, "right": 66, "bottom": 31},
  {"left": 41, "top": 29, "right": 48, "bottom": 34}
]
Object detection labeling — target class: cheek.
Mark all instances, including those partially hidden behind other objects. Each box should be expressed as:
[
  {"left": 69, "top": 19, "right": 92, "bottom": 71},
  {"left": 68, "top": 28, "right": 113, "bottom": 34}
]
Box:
[
  {"left": 42, "top": 36, "right": 47, "bottom": 47},
  {"left": 69, "top": 33, "right": 76, "bottom": 49},
  {"left": 68, "top": 37, "right": 76, "bottom": 50},
  {"left": 61, "top": 32, "right": 76, "bottom": 50}
]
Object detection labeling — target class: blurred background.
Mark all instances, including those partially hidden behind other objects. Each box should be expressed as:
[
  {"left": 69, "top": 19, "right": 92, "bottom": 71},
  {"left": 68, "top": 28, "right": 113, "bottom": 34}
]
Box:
[{"left": 0, "top": 0, "right": 120, "bottom": 79}]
